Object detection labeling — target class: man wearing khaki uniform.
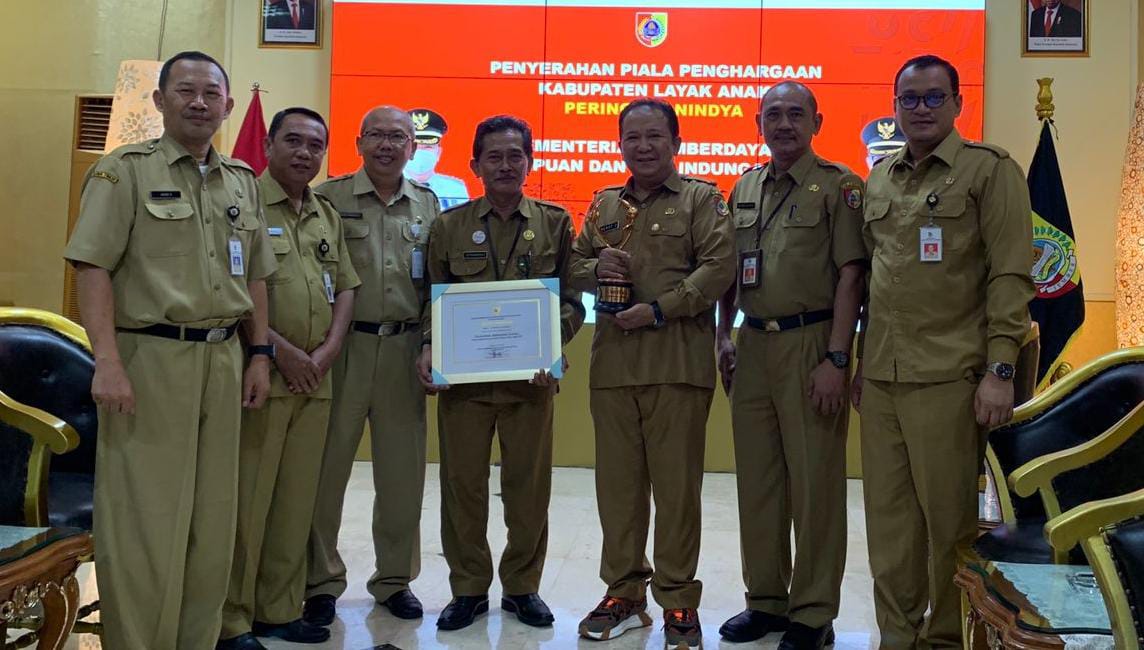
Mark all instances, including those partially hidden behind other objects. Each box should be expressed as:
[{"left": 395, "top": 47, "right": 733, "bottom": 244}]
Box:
[
  {"left": 854, "top": 55, "right": 1033, "bottom": 648},
  {"left": 418, "top": 115, "right": 584, "bottom": 631},
  {"left": 221, "top": 108, "right": 360, "bottom": 649},
  {"left": 571, "top": 99, "right": 736, "bottom": 649},
  {"left": 64, "top": 52, "right": 274, "bottom": 649},
  {"left": 305, "top": 106, "right": 439, "bottom": 623},
  {"left": 717, "top": 83, "right": 866, "bottom": 650}
]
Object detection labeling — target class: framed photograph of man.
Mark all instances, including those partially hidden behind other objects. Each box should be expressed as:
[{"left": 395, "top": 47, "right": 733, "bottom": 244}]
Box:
[
  {"left": 1022, "top": 0, "right": 1088, "bottom": 57},
  {"left": 260, "top": 0, "right": 322, "bottom": 49}
]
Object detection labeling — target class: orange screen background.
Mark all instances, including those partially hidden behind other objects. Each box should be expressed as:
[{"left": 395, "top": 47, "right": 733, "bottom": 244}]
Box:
[{"left": 330, "top": 2, "right": 985, "bottom": 229}]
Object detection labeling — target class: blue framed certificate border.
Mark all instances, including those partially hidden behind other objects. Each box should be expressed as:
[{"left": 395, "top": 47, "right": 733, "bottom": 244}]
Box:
[{"left": 431, "top": 278, "right": 562, "bottom": 385}]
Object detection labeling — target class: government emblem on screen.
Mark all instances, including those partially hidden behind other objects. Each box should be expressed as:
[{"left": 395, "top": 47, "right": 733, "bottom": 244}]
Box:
[{"left": 635, "top": 12, "right": 667, "bottom": 48}]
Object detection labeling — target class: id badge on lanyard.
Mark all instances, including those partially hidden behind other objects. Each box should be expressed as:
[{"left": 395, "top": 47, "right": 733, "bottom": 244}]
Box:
[
  {"left": 739, "top": 249, "right": 762, "bottom": 288},
  {"left": 920, "top": 192, "right": 943, "bottom": 263},
  {"left": 228, "top": 237, "right": 245, "bottom": 276}
]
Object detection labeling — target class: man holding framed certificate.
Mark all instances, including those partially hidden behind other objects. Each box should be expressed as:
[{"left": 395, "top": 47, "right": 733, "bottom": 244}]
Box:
[
  {"left": 417, "top": 115, "right": 585, "bottom": 631},
  {"left": 569, "top": 98, "right": 736, "bottom": 649}
]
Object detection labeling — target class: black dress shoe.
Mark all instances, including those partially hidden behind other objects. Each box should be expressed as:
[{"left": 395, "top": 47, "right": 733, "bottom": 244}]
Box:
[
  {"left": 252, "top": 619, "right": 331, "bottom": 644},
  {"left": 302, "top": 594, "right": 336, "bottom": 627},
  {"left": 718, "top": 609, "right": 790, "bottom": 642},
  {"left": 215, "top": 633, "right": 267, "bottom": 650},
  {"left": 381, "top": 589, "right": 424, "bottom": 619},
  {"left": 778, "top": 622, "right": 835, "bottom": 650},
  {"left": 502, "top": 593, "right": 555, "bottom": 627},
  {"left": 436, "top": 595, "right": 489, "bottom": 631}
]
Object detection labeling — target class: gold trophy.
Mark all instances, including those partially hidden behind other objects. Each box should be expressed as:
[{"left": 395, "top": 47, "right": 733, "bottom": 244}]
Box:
[{"left": 584, "top": 195, "right": 639, "bottom": 313}]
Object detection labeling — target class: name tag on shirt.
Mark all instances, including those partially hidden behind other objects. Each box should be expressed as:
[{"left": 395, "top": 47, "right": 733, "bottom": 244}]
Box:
[
  {"left": 600, "top": 222, "right": 620, "bottom": 233},
  {"left": 323, "top": 271, "right": 335, "bottom": 303},
  {"left": 920, "top": 226, "right": 943, "bottom": 263},
  {"left": 149, "top": 190, "right": 182, "bottom": 200},
  {"left": 411, "top": 248, "right": 424, "bottom": 279},
  {"left": 228, "top": 237, "right": 245, "bottom": 276},
  {"left": 267, "top": 227, "right": 284, "bottom": 236},
  {"left": 739, "top": 249, "right": 761, "bottom": 288}
]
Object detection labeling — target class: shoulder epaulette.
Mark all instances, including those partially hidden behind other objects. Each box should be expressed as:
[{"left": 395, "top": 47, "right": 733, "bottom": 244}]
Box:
[
  {"left": 407, "top": 177, "right": 433, "bottom": 191},
  {"left": 964, "top": 140, "right": 1011, "bottom": 159},
  {"left": 109, "top": 139, "right": 159, "bottom": 158},
  {"left": 593, "top": 184, "right": 625, "bottom": 195},
  {"left": 682, "top": 175, "right": 718, "bottom": 187},
  {"left": 441, "top": 198, "right": 477, "bottom": 214},
  {"left": 313, "top": 192, "right": 337, "bottom": 209},
  {"left": 533, "top": 198, "right": 569, "bottom": 213},
  {"left": 815, "top": 158, "right": 851, "bottom": 174},
  {"left": 871, "top": 155, "right": 892, "bottom": 169},
  {"left": 322, "top": 172, "right": 354, "bottom": 184},
  {"left": 219, "top": 155, "right": 255, "bottom": 175}
]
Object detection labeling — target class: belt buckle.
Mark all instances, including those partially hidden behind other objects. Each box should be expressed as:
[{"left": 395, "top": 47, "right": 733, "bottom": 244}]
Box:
[
  {"left": 205, "top": 327, "right": 228, "bottom": 343},
  {"left": 764, "top": 319, "right": 781, "bottom": 333},
  {"left": 380, "top": 323, "right": 398, "bottom": 336}
]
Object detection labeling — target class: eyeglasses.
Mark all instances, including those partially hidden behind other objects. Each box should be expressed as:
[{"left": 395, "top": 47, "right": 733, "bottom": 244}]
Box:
[
  {"left": 895, "top": 91, "right": 954, "bottom": 111},
  {"left": 360, "top": 131, "right": 411, "bottom": 146}
]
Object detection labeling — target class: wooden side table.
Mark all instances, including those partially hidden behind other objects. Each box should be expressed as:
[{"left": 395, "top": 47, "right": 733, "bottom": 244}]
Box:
[
  {"left": 0, "top": 527, "right": 93, "bottom": 650},
  {"left": 956, "top": 550, "right": 1115, "bottom": 650}
]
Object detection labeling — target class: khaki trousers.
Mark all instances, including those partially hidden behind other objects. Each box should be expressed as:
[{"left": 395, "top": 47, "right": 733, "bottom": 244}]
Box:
[
  {"left": 860, "top": 377, "right": 984, "bottom": 649},
  {"left": 437, "top": 389, "right": 554, "bottom": 596},
  {"left": 93, "top": 332, "right": 242, "bottom": 650},
  {"left": 730, "top": 322, "right": 847, "bottom": 627},
  {"left": 307, "top": 328, "right": 426, "bottom": 602},
  {"left": 222, "top": 394, "right": 331, "bottom": 638},
  {"left": 591, "top": 384, "right": 712, "bottom": 609}
]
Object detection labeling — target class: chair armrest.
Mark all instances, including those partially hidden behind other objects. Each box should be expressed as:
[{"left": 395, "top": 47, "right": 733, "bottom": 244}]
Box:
[
  {"left": 1010, "top": 401, "right": 1144, "bottom": 502},
  {"left": 1044, "top": 487, "right": 1144, "bottom": 551},
  {"left": 0, "top": 389, "right": 80, "bottom": 454}
]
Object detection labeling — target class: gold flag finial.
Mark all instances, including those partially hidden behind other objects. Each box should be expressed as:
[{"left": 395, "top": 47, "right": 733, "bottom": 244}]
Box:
[{"left": 1036, "top": 78, "right": 1055, "bottom": 120}]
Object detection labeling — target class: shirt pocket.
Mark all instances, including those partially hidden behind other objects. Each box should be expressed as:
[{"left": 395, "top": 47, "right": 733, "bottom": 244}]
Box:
[
  {"left": 927, "top": 193, "right": 976, "bottom": 252},
  {"left": 268, "top": 235, "right": 295, "bottom": 285},
  {"left": 644, "top": 215, "right": 688, "bottom": 265},
  {"left": 863, "top": 200, "right": 892, "bottom": 254},
  {"left": 529, "top": 249, "right": 558, "bottom": 278},
  {"left": 779, "top": 201, "right": 828, "bottom": 253},
  {"left": 141, "top": 202, "right": 196, "bottom": 257},
  {"left": 734, "top": 207, "right": 761, "bottom": 251},
  {"left": 341, "top": 217, "right": 371, "bottom": 269},
  {"left": 448, "top": 253, "right": 489, "bottom": 279}
]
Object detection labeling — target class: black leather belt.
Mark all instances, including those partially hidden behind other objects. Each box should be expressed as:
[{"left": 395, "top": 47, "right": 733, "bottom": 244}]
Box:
[
  {"left": 745, "top": 309, "right": 833, "bottom": 333},
  {"left": 117, "top": 323, "right": 238, "bottom": 343},
  {"left": 352, "top": 321, "right": 418, "bottom": 336}
]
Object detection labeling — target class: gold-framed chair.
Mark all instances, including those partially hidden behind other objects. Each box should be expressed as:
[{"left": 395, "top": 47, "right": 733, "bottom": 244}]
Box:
[
  {"left": 0, "top": 307, "right": 101, "bottom": 637},
  {"left": 0, "top": 389, "right": 80, "bottom": 526},
  {"left": 1045, "top": 487, "right": 1144, "bottom": 649},
  {"left": 974, "top": 348, "right": 1144, "bottom": 564}
]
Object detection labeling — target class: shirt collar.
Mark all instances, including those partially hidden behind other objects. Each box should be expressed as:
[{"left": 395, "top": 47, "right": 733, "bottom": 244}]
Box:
[
  {"left": 476, "top": 195, "right": 533, "bottom": 222},
  {"left": 762, "top": 150, "right": 816, "bottom": 185},
  {"left": 621, "top": 170, "right": 682, "bottom": 199},
  {"left": 259, "top": 170, "right": 318, "bottom": 217},
  {"left": 157, "top": 133, "right": 219, "bottom": 170},
  {"left": 351, "top": 168, "right": 423, "bottom": 206},
  {"left": 892, "top": 129, "right": 963, "bottom": 170}
]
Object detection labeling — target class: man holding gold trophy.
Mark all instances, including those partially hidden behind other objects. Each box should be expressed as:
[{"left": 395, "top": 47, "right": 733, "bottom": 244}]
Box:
[{"left": 570, "top": 98, "right": 736, "bottom": 649}]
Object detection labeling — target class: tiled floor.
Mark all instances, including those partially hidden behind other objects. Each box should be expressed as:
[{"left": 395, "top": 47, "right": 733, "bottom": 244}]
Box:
[{"left": 60, "top": 464, "right": 881, "bottom": 649}]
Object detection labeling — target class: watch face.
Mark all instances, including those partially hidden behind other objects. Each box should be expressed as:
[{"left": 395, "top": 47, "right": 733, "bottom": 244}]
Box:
[{"left": 992, "top": 363, "right": 1015, "bottom": 380}]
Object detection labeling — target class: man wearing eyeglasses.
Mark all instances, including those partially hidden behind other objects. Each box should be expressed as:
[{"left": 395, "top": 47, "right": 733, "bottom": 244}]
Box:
[
  {"left": 303, "top": 106, "right": 440, "bottom": 626},
  {"left": 852, "top": 55, "right": 1033, "bottom": 648}
]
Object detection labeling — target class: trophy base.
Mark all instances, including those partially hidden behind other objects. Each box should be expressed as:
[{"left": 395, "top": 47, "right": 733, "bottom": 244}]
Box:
[{"left": 595, "top": 280, "right": 633, "bottom": 314}]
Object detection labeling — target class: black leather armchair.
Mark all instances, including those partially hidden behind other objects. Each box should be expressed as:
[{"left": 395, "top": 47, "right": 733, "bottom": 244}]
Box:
[{"left": 975, "top": 348, "right": 1144, "bottom": 564}]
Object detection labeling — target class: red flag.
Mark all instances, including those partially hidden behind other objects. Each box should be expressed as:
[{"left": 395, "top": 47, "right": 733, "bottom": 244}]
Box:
[{"left": 231, "top": 88, "right": 268, "bottom": 175}]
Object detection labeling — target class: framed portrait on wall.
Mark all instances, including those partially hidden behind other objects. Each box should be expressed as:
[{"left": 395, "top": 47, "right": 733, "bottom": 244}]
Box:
[
  {"left": 260, "top": 0, "right": 322, "bottom": 49},
  {"left": 1022, "top": 0, "right": 1088, "bottom": 57}
]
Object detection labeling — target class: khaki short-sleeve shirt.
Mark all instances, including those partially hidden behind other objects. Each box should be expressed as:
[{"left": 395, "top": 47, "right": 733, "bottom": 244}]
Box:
[
  {"left": 315, "top": 169, "right": 439, "bottom": 326},
  {"left": 730, "top": 151, "right": 867, "bottom": 318},
  {"left": 426, "top": 195, "right": 585, "bottom": 403},
  {"left": 260, "top": 173, "right": 362, "bottom": 398},
  {"left": 861, "top": 130, "right": 1034, "bottom": 383},
  {"left": 64, "top": 134, "right": 276, "bottom": 328},
  {"left": 569, "top": 172, "right": 737, "bottom": 390}
]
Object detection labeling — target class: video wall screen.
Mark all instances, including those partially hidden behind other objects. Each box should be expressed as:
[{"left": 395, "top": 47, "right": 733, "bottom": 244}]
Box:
[{"left": 330, "top": 0, "right": 985, "bottom": 225}]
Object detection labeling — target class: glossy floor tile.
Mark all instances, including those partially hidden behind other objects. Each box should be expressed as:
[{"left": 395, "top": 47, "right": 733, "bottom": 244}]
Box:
[{"left": 57, "top": 464, "right": 880, "bottom": 649}]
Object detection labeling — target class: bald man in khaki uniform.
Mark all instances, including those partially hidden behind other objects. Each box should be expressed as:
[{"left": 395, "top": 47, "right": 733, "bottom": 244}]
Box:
[
  {"left": 305, "top": 106, "right": 439, "bottom": 623},
  {"left": 854, "top": 55, "right": 1033, "bottom": 648},
  {"left": 716, "top": 83, "right": 866, "bottom": 650},
  {"left": 571, "top": 99, "right": 735, "bottom": 649},
  {"left": 63, "top": 52, "right": 274, "bottom": 649},
  {"left": 418, "top": 115, "right": 584, "bottom": 631},
  {"left": 220, "top": 109, "right": 360, "bottom": 649}
]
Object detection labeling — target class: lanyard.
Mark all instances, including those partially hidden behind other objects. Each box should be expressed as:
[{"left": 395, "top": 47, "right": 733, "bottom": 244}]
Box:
[
  {"left": 753, "top": 181, "right": 796, "bottom": 250},
  {"left": 482, "top": 215, "right": 525, "bottom": 281}
]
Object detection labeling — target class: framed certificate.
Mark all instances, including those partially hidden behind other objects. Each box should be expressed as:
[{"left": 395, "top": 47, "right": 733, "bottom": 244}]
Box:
[{"left": 431, "top": 278, "right": 563, "bottom": 385}]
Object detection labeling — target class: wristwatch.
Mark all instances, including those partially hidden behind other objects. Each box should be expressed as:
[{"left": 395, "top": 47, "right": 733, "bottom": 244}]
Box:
[
  {"left": 650, "top": 301, "right": 666, "bottom": 329},
  {"left": 248, "top": 344, "right": 276, "bottom": 361},
  {"left": 825, "top": 350, "right": 850, "bottom": 369},
  {"left": 987, "top": 362, "right": 1015, "bottom": 381}
]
